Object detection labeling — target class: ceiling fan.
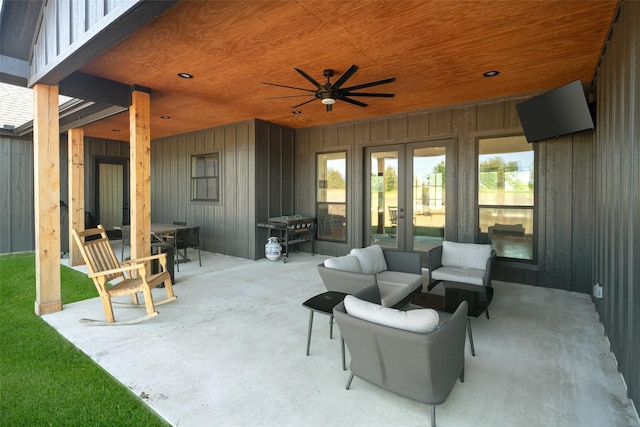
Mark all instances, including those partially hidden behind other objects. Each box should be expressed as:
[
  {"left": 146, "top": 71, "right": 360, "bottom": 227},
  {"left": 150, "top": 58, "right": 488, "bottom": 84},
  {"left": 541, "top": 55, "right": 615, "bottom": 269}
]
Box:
[{"left": 261, "top": 64, "right": 395, "bottom": 112}]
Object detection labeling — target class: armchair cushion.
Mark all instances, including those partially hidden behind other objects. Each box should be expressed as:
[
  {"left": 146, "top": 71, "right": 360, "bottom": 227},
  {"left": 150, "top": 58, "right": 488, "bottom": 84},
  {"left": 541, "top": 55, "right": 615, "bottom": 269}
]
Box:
[
  {"left": 344, "top": 295, "right": 439, "bottom": 333},
  {"left": 441, "top": 241, "right": 492, "bottom": 270},
  {"left": 323, "top": 254, "right": 362, "bottom": 273},
  {"left": 350, "top": 245, "right": 388, "bottom": 274},
  {"left": 431, "top": 266, "right": 485, "bottom": 286}
]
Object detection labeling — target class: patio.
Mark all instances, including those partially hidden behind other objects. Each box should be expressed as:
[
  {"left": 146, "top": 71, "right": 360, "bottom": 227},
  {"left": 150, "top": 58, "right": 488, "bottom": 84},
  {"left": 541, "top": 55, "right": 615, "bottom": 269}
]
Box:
[{"left": 46, "top": 245, "right": 638, "bottom": 427}]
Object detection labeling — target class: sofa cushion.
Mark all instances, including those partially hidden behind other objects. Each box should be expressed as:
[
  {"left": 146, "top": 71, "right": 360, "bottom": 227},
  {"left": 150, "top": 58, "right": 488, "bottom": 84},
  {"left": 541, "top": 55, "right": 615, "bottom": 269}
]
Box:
[
  {"left": 441, "top": 241, "right": 492, "bottom": 270},
  {"left": 324, "top": 254, "right": 362, "bottom": 273},
  {"left": 350, "top": 245, "right": 388, "bottom": 275},
  {"left": 344, "top": 295, "right": 439, "bottom": 333},
  {"left": 431, "top": 266, "right": 485, "bottom": 286},
  {"left": 376, "top": 271, "right": 423, "bottom": 307}
]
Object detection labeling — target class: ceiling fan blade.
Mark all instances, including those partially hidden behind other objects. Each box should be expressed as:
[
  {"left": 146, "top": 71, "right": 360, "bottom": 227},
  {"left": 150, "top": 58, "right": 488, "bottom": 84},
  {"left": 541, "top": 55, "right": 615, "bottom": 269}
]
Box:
[
  {"left": 261, "top": 81, "right": 316, "bottom": 92},
  {"left": 331, "top": 64, "right": 359, "bottom": 90},
  {"left": 338, "top": 97, "right": 368, "bottom": 108},
  {"left": 294, "top": 68, "right": 323, "bottom": 89},
  {"left": 292, "top": 98, "right": 318, "bottom": 109},
  {"left": 266, "top": 94, "right": 316, "bottom": 99},
  {"left": 341, "top": 92, "right": 395, "bottom": 98},
  {"left": 341, "top": 77, "right": 396, "bottom": 92}
]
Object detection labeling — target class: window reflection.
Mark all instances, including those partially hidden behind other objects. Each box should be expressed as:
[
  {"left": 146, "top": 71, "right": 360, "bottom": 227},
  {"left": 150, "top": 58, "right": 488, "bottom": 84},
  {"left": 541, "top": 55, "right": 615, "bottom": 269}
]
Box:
[
  {"left": 478, "top": 136, "right": 534, "bottom": 260},
  {"left": 317, "top": 152, "right": 347, "bottom": 242}
]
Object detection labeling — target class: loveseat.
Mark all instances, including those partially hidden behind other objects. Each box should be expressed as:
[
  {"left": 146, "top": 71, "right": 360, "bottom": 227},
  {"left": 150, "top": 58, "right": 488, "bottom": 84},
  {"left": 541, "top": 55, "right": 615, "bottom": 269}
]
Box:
[
  {"left": 426, "top": 241, "right": 496, "bottom": 291},
  {"left": 317, "top": 245, "right": 423, "bottom": 308}
]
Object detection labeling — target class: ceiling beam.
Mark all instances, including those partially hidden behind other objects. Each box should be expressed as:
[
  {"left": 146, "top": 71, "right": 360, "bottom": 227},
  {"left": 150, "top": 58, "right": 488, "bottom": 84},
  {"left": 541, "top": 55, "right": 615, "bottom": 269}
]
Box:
[{"left": 59, "top": 72, "right": 134, "bottom": 108}]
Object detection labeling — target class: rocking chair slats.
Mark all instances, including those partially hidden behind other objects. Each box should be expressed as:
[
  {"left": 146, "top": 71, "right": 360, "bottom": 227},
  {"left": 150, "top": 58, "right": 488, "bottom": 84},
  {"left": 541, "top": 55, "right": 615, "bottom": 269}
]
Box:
[{"left": 71, "top": 224, "right": 177, "bottom": 325}]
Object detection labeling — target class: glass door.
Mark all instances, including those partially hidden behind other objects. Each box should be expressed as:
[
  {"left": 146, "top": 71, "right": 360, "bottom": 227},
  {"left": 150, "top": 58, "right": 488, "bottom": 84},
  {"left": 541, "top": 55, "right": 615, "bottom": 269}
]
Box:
[
  {"left": 366, "top": 141, "right": 449, "bottom": 252},
  {"left": 367, "top": 148, "right": 404, "bottom": 250},
  {"left": 411, "top": 145, "right": 447, "bottom": 251}
]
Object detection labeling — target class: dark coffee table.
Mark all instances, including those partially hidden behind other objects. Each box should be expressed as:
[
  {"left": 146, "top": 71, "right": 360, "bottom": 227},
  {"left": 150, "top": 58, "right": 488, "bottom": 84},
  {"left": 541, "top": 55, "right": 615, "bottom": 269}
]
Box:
[
  {"left": 443, "top": 281, "right": 493, "bottom": 356},
  {"left": 413, "top": 281, "right": 493, "bottom": 357},
  {"left": 302, "top": 291, "right": 348, "bottom": 358},
  {"left": 442, "top": 281, "right": 492, "bottom": 318}
]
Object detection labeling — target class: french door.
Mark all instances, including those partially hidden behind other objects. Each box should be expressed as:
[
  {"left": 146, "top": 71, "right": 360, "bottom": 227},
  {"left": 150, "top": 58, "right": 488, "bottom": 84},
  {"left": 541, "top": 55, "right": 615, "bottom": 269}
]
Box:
[{"left": 365, "top": 140, "right": 450, "bottom": 252}]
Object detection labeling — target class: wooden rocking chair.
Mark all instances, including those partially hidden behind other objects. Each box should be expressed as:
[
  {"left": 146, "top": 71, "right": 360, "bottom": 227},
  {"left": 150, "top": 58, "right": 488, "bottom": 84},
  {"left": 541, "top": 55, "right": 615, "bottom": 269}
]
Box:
[{"left": 71, "top": 224, "right": 177, "bottom": 325}]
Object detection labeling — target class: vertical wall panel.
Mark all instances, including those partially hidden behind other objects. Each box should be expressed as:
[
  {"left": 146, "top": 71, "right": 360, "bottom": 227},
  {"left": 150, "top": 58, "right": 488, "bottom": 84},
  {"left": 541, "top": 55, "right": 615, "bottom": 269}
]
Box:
[
  {"left": 453, "top": 106, "right": 476, "bottom": 242},
  {"left": 571, "top": 131, "right": 594, "bottom": 295},
  {"left": 0, "top": 137, "right": 35, "bottom": 253},
  {"left": 388, "top": 116, "right": 408, "bottom": 140},
  {"left": 429, "top": 109, "right": 452, "bottom": 134},
  {"left": 593, "top": 0, "right": 639, "bottom": 410},
  {"left": 543, "top": 139, "right": 573, "bottom": 291},
  {"left": 476, "top": 102, "right": 505, "bottom": 131}
]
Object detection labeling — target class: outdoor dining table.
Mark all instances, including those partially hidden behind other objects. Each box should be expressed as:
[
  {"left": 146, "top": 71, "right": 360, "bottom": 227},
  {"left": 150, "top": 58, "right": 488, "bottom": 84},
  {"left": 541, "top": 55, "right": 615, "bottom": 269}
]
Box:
[{"left": 120, "top": 223, "right": 198, "bottom": 264}]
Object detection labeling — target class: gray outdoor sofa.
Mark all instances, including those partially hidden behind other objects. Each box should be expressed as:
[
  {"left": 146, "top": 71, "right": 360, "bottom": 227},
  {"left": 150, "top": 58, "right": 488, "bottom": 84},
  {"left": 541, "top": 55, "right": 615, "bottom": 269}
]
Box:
[{"left": 317, "top": 244, "right": 423, "bottom": 308}]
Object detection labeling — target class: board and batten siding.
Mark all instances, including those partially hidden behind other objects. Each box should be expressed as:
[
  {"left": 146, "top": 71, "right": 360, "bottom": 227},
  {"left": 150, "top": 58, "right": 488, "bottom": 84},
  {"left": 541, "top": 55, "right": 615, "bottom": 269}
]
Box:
[
  {"left": 593, "top": 0, "right": 639, "bottom": 410},
  {"left": 294, "top": 96, "right": 596, "bottom": 294},
  {"left": 150, "top": 119, "right": 294, "bottom": 260},
  {"left": 0, "top": 136, "right": 35, "bottom": 253}
]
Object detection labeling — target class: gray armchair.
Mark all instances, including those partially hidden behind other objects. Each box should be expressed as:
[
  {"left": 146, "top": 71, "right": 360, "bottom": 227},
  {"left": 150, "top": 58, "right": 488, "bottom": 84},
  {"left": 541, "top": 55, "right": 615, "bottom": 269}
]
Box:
[
  {"left": 334, "top": 290, "right": 467, "bottom": 427},
  {"left": 427, "top": 241, "right": 496, "bottom": 356}
]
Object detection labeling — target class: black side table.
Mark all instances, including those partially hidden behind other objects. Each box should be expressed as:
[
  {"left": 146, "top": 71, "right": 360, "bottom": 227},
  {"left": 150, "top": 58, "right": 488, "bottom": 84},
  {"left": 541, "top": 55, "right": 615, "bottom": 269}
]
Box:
[{"left": 302, "top": 291, "right": 348, "bottom": 359}]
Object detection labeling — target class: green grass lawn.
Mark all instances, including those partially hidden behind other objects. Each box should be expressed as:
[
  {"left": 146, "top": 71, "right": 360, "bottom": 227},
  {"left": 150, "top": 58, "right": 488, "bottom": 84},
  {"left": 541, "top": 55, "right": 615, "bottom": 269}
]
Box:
[{"left": 0, "top": 252, "right": 170, "bottom": 426}]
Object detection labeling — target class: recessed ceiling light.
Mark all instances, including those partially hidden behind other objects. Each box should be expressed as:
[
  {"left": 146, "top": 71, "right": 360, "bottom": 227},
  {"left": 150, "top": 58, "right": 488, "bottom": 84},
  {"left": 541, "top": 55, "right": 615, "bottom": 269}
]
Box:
[
  {"left": 292, "top": 110, "right": 302, "bottom": 114},
  {"left": 178, "top": 73, "right": 193, "bottom": 79},
  {"left": 483, "top": 70, "right": 500, "bottom": 77},
  {"left": 160, "top": 115, "right": 170, "bottom": 119}
]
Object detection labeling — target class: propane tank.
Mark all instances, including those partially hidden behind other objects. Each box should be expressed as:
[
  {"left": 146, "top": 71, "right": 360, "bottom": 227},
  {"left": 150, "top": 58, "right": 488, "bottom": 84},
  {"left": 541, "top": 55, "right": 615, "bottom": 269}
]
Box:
[{"left": 265, "top": 237, "right": 281, "bottom": 261}]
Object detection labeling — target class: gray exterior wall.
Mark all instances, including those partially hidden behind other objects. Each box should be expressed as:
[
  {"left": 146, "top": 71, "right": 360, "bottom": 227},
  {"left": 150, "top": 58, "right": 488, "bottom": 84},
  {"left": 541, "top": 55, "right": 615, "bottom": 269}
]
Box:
[
  {"left": 150, "top": 119, "right": 294, "bottom": 260},
  {"left": 592, "top": 0, "right": 639, "bottom": 409},
  {"left": 0, "top": 136, "right": 34, "bottom": 253},
  {"left": 295, "top": 98, "right": 595, "bottom": 293}
]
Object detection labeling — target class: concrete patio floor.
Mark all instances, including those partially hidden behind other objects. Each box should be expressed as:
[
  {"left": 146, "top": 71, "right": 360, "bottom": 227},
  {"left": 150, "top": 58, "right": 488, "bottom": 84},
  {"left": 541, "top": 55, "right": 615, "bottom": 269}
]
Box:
[{"left": 47, "top": 245, "right": 639, "bottom": 427}]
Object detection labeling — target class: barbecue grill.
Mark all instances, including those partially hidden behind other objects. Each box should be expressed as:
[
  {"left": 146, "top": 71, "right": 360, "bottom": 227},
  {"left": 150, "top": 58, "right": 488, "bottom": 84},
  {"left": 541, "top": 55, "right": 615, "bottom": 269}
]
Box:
[{"left": 257, "top": 215, "right": 315, "bottom": 262}]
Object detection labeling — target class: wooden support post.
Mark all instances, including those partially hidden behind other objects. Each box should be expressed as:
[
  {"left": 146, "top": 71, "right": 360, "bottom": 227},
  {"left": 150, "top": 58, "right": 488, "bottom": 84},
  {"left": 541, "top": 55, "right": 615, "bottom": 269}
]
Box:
[
  {"left": 68, "top": 127, "right": 85, "bottom": 266},
  {"left": 33, "top": 84, "right": 62, "bottom": 315},
  {"left": 129, "top": 90, "right": 151, "bottom": 260}
]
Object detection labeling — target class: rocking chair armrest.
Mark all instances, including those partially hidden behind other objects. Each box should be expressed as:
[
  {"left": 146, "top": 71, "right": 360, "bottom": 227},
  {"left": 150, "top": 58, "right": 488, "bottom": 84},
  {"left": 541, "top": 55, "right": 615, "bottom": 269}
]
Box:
[
  {"left": 88, "top": 263, "right": 144, "bottom": 279},
  {"left": 121, "top": 253, "right": 167, "bottom": 265}
]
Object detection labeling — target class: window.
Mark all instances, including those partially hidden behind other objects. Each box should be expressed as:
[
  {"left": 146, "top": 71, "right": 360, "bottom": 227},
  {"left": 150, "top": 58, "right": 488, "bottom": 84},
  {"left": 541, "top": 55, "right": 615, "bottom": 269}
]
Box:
[
  {"left": 317, "top": 152, "right": 347, "bottom": 242},
  {"left": 478, "top": 136, "right": 534, "bottom": 260},
  {"left": 191, "top": 153, "right": 219, "bottom": 202}
]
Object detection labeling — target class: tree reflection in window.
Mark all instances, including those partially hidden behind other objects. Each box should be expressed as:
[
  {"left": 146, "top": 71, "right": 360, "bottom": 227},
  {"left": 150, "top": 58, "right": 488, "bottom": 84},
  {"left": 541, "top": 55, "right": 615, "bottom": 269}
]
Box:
[{"left": 317, "top": 152, "right": 347, "bottom": 242}]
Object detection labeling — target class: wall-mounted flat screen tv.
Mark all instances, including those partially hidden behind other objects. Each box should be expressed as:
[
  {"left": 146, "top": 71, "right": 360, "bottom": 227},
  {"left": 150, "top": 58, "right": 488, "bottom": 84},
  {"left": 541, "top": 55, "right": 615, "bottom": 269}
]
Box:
[{"left": 516, "top": 80, "right": 594, "bottom": 143}]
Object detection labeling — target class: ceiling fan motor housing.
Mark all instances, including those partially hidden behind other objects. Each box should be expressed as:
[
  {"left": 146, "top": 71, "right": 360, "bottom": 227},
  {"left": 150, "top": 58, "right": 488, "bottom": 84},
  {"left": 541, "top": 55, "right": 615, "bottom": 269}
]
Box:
[{"left": 262, "top": 64, "right": 395, "bottom": 112}]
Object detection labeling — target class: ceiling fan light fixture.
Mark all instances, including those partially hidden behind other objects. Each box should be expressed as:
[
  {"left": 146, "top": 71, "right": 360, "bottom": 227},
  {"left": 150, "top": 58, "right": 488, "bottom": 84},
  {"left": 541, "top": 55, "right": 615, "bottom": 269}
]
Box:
[{"left": 321, "top": 97, "right": 336, "bottom": 105}]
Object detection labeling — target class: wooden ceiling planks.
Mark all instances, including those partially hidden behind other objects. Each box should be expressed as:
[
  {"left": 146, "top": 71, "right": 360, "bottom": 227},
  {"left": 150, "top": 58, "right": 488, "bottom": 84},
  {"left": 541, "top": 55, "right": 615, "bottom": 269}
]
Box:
[{"left": 78, "top": 0, "right": 618, "bottom": 141}]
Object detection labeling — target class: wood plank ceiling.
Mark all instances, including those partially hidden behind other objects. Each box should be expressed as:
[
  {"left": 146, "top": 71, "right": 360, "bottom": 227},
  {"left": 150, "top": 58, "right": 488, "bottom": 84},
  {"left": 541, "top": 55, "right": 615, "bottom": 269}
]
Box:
[{"left": 78, "top": 0, "right": 619, "bottom": 142}]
